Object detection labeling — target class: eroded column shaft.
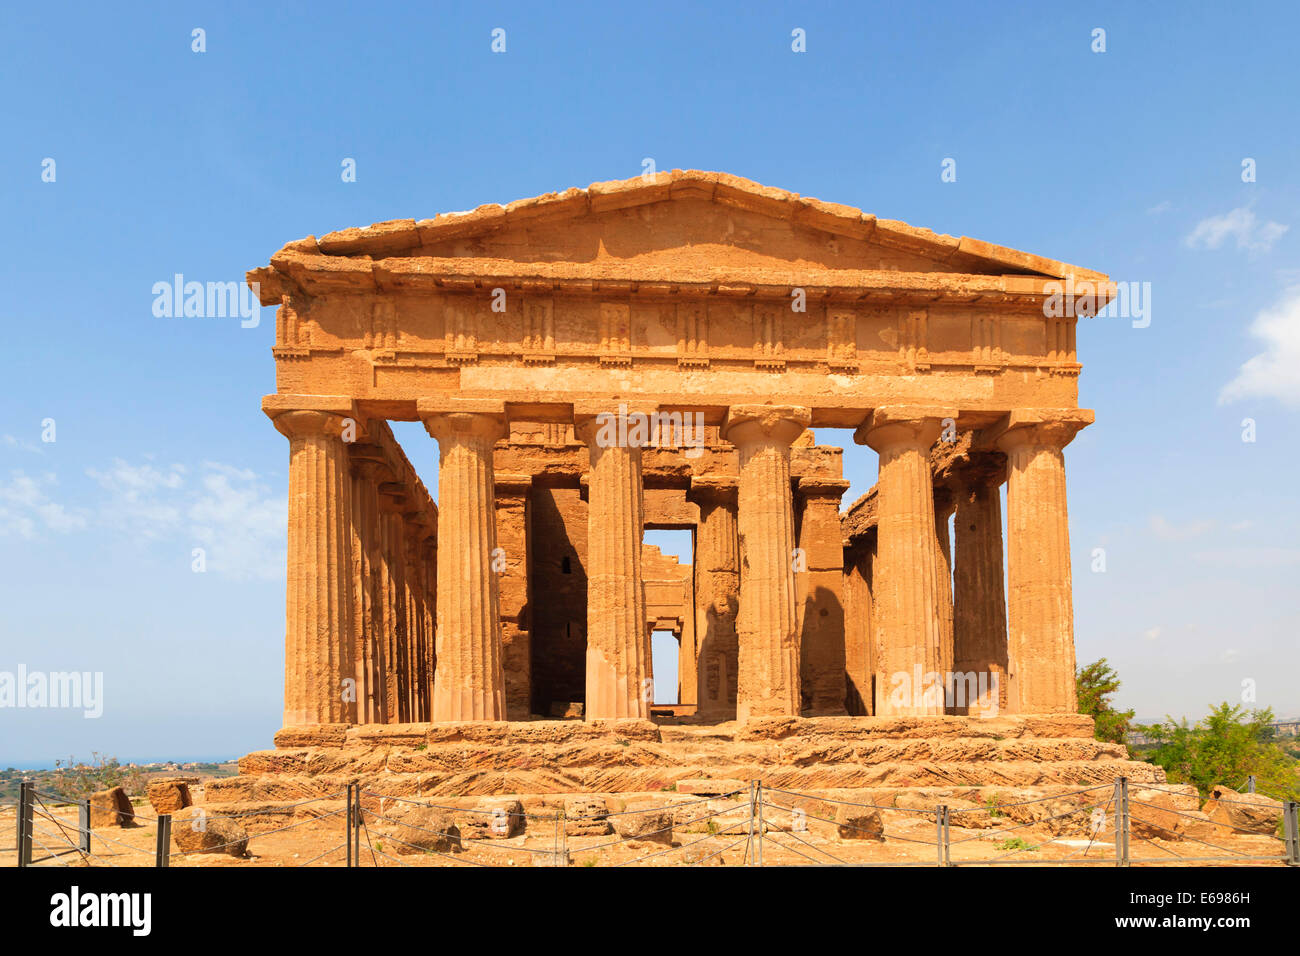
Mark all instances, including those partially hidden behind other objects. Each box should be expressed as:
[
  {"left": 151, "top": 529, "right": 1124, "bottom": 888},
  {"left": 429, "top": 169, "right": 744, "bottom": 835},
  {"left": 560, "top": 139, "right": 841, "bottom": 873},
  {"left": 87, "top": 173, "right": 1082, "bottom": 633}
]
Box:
[
  {"left": 724, "top": 406, "right": 809, "bottom": 722},
  {"left": 424, "top": 413, "right": 507, "bottom": 721},
  {"left": 580, "top": 417, "right": 650, "bottom": 720},
  {"left": 1003, "top": 440, "right": 1077, "bottom": 713},
  {"left": 952, "top": 475, "right": 1008, "bottom": 714},
  {"left": 275, "top": 411, "right": 356, "bottom": 726}
]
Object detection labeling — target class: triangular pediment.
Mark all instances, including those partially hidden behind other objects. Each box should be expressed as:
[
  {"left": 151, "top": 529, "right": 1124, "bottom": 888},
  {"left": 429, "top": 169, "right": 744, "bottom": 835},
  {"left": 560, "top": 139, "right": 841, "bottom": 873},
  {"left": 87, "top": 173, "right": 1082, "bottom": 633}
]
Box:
[{"left": 267, "top": 171, "right": 1101, "bottom": 288}]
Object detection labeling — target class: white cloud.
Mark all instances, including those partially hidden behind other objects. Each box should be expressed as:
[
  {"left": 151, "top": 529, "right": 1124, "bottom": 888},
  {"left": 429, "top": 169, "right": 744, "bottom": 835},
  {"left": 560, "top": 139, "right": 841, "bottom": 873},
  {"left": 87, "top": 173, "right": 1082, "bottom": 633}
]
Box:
[
  {"left": 0, "top": 471, "right": 88, "bottom": 538},
  {"left": 1191, "top": 547, "right": 1300, "bottom": 568},
  {"left": 187, "top": 462, "right": 286, "bottom": 580},
  {"left": 1219, "top": 286, "right": 1300, "bottom": 407},
  {"left": 1185, "top": 207, "right": 1288, "bottom": 252},
  {"left": 1149, "top": 514, "right": 1213, "bottom": 541},
  {"left": 89, "top": 458, "right": 285, "bottom": 579},
  {"left": 3, "top": 434, "right": 43, "bottom": 454}
]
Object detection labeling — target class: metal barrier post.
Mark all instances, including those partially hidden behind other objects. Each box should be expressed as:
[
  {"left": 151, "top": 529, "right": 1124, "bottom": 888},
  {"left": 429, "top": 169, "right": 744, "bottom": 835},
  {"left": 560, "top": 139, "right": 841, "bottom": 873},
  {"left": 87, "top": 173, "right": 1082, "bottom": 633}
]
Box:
[
  {"left": 156, "top": 814, "right": 172, "bottom": 868},
  {"left": 744, "top": 781, "right": 754, "bottom": 865},
  {"left": 936, "top": 805, "right": 947, "bottom": 866},
  {"left": 1284, "top": 800, "right": 1299, "bottom": 867},
  {"left": 558, "top": 807, "right": 568, "bottom": 867},
  {"left": 78, "top": 799, "right": 91, "bottom": 856},
  {"left": 353, "top": 786, "right": 364, "bottom": 864},
  {"left": 1115, "top": 777, "right": 1130, "bottom": 867},
  {"left": 1247, "top": 775, "right": 1256, "bottom": 794},
  {"left": 346, "top": 783, "right": 355, "bottom": 868},
  {"left": 755, "top": 781, "right": 764, "bottom": 867},
  {"left": 17, "top": 780, "right": 33, "bottom": 868}
]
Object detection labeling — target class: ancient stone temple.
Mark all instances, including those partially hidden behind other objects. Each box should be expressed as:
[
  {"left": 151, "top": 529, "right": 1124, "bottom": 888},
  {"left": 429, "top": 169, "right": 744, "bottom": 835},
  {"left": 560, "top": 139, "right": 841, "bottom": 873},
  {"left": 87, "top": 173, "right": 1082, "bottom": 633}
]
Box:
[{"left": 224, "top": 171, "right": 1153, "bottom": 814}]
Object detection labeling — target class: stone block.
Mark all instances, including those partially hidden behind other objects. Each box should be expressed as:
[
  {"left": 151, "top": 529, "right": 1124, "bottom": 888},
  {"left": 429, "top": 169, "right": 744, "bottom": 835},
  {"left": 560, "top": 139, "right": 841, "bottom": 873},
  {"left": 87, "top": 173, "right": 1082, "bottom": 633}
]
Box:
[
  {"left": 89, "top": 787, "right": 136, "bottom": 828},
  {"left": 172, "top": 807, "right": 248, "bottom": 857},
  {"left": 459, "top": 798, "right": 526, "bottom": 839}
]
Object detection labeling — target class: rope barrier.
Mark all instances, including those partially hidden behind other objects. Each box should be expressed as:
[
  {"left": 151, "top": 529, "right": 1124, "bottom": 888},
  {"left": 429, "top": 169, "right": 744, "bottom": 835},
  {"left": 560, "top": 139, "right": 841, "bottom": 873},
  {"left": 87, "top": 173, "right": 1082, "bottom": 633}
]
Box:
[
  {"left": 571, "top": 800, "right": 749, "bottom": 855},
  {"left": 612, "top": 828, "right": 743, "bottom": 867},
  {"left": 168, "top": 805, "right": 348, "bottom": 860},
  {"left": 369, "top": 791, "right": 551, "bottom": 819},
  {"left": 362, "top": 807, "right": 555, "bottom": 856},
  {"left": 690, "top": 833, "right": 749, "bottom": 866}
]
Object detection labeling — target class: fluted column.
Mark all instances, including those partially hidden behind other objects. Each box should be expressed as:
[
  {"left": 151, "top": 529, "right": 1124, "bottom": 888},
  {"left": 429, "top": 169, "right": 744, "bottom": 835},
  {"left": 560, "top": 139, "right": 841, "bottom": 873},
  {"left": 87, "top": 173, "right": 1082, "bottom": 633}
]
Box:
[
  {"left": 272, "top": 410, "right": 357, "bottom": 726},
  {"left": 951, "top": 455, "right": 1008, "bottom": 715},
  {"left": 376, "top": 498, "right": 409, "bottom": 721},
  {"left": 576, "top": 412, "right": 650, "bottom": 720},
  {"left": 856, "top": 406, "right": 955, "bottom": 716},
  {"left": 933, "top": 486, "right": 956, "bottom": 709},
  {"left": 687, "top": 476, "right": 740, "bottom": 720},
  {"left": 352, "top": 460, "right": 391, "bottom": 722},
  {"left": 348, "top": 458, "right": 379, "bottom": 724},
  {"left": 795, "top": 476, "right": 851, "bottom": 716},
  {"left": 994, "top": 409, "right": 1093, "bottom": 714},
  {"left": 403, "top": 517, "right": 428, "bottom": 721},
  {"left": 722, "top": 405, "right": 810, "bottom": 722},
  {"left": 422, "top": 412, "right": 507, "bottom": 722}
]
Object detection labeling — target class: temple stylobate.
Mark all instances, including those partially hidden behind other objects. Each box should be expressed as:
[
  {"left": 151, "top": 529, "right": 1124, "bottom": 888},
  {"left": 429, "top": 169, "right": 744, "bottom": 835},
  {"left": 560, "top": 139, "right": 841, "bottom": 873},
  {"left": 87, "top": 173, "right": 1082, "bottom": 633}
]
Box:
[{"left": 248, "top": 170, "right": 1109, "bottom": 731}]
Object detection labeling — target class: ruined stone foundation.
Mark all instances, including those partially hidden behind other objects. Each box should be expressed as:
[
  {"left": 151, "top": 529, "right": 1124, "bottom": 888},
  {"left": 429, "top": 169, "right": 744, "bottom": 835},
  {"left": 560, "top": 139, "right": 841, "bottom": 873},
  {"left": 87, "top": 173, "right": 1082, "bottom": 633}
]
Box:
[{"left": 215, "top": 715, "right": 1162, "bottom": 830}]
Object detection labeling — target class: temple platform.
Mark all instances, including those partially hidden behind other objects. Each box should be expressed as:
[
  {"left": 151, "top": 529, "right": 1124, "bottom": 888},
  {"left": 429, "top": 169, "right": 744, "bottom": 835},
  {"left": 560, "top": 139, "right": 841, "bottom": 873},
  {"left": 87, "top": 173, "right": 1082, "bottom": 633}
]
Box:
[{"left": 210, "top": 715, "right": 1166, "bottom": 831}]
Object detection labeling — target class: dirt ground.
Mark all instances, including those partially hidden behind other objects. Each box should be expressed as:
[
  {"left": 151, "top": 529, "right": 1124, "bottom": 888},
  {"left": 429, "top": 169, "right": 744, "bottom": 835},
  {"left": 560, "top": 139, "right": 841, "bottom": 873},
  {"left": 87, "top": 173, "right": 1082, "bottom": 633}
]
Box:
[{"left": 0, "top": 797, "right": 1285, "bottom": 868}]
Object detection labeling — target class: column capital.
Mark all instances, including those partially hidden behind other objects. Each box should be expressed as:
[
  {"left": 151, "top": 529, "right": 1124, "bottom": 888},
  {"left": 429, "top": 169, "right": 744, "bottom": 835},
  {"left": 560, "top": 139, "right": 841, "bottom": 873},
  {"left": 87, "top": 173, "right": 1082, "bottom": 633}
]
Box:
[
  {"left": 687, "top": 474, "right": 738, "bottom": 505},
  {"left": 494, "top": 472, "right": 534, "bottom": 499},
  {"left": 271, "top": 408, "right": 354, "bottom": 442},
  {"left": 421, "top": 410, "right": 506, "bottom": 445},
  {"left": 351, "top": 456, "right": 395, "bottom": 484},
  {"left": 991, "top": 408, "right": 1094, "bottom": 453},
  {"left": 262, "top": 393, "right": 356, "bottom": 420},
  {"left": 721, "top": 404, "right": 811, "bottom": 448},
  {"left": 795, "top": 476, "right": 851, "bottom": 501},
  {"left": 573, "top": 404, "right": 659, "bottom": 448},
  {"left": 854, "top": 405, "right": 957, "bottom": 452}
]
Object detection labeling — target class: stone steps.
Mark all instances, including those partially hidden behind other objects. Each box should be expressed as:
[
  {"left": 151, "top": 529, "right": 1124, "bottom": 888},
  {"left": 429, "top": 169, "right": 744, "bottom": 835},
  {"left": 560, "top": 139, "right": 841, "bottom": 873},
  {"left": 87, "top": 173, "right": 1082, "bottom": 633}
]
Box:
[
  {"left": 217, "top": 716, "right": 1161, "bottom": 825},
  {"left": 209, "top": 756, "right": 1160, "bottom": 805},
  {"left": 207, "top": 780, "right": 1169, "bottom": 838}
]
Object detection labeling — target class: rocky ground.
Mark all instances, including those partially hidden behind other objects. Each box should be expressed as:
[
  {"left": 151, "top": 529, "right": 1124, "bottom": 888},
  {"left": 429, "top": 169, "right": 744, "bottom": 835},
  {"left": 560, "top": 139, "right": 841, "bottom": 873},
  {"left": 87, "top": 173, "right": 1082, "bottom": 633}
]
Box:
[{"left": 0, "top": 785, "right": 1286, "bottom": 868}]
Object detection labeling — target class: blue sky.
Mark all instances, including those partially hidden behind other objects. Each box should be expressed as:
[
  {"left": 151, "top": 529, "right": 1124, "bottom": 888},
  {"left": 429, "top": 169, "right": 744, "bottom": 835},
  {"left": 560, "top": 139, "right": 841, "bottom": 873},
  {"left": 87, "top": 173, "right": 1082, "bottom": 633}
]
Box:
[{"left": 1, "top": 2, "right": 1297, "bottom": 765}]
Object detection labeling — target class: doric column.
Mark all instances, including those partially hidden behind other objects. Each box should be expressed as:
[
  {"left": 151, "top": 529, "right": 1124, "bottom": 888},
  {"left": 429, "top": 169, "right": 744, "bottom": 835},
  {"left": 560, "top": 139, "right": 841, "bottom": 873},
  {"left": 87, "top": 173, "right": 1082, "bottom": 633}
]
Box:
[
  {"left": 353, "top": 459, "right": 394, "bottom": 722},
  {"left": 348, "top": 454, "right": 381, "bottom": 724},
  {"left": 856, "top": 406, "right": 956, "bottom": 716},
  {"left": 795, "top": 476, "right": 851, "bottom": 715},
  {"left": 422, "top": 528, "right": 437, "bottom": 717},
  {"left": 403, "top": 513, "right": 429, "bottom": 722},
  {"left": 376, "top": 494, "right": 409, "bottom": 721},
  {"left": 842, "top": 527, "right": 877, "bottom": 715},
  {"left": 687, "top": 475, "right": 740, "bottom": 720},
  {"left": 722, "top": 405, "right": 811, "bottom": 722},
  {"left": 994, "top": 409, "right": 1093, "bottom": 714},
  {"left": 575, "top": 411, "right": 651, "bottom": 720},
  {"left": 271, "top": 409, "right": 357, "bottom": 726},
  {"left": 933, "top": 485, "right": 956, "bottom": 709},
  {"left": 950, "top": 454, "right": 1009, "bottom": 715},
  {"left": 494, "top": 473, "right": 533, "bottom": 720},
  {"left": 422, "top": 411, "right": 508, "bottom": 722}
]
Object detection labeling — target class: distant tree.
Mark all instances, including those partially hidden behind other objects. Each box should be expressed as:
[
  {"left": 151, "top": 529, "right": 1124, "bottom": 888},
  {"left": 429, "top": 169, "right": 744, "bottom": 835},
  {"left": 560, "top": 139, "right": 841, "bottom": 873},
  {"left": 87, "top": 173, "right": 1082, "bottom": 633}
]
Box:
[
  {"left": 1076, "top": 658, "right": 1135, "bottom": 747},
  {"left": 1139, "top": 703, "right": 1299, "bottom": 802},
  {"left": 48, "top": 753, "right": 145, "bottom": 800}
]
